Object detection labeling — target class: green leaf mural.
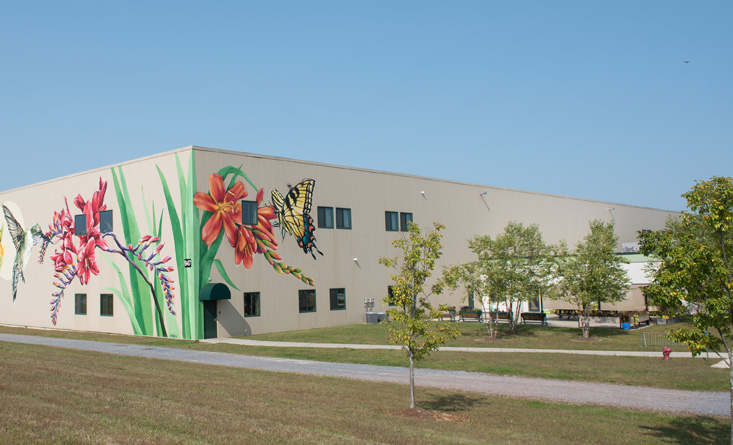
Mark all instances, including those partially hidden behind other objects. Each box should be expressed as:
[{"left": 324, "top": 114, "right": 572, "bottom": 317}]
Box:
[{"left": 156, "top": 151, "right": 200, "bottom": 339}]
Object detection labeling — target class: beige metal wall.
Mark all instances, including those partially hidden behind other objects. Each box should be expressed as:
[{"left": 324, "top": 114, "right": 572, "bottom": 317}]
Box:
[{"left": 192, "top": 147, "right": 674, "bottom": 336}]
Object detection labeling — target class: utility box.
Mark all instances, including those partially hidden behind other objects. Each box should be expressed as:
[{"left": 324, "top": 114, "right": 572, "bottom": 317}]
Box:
[{"left": 366, "top": 312, "right": 387, "bottom": 324}]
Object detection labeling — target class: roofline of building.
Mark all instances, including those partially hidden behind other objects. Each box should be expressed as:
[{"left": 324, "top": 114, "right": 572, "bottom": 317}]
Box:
[
  {"left": 188, "top": 145, "right": 678, "bottom": 213},
  {"left": 0, "top": 144, "right": 679, "bottom": 214}
]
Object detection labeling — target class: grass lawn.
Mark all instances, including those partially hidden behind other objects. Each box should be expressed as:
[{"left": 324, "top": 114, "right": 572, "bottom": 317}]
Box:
[
  {"left": 1, "top": 324, "right": 728, "bottom": 392},
  {"left": 0, "top": 341, "right": 728, "bottom": 444},
  {"left": 248, "top": 319, "right": 690, "bottom": 351}
]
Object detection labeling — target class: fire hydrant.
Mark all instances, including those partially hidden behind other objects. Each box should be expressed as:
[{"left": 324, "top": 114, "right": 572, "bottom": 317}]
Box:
[{"left": 663, "top": 346, "right": 672, "bottom": 360}]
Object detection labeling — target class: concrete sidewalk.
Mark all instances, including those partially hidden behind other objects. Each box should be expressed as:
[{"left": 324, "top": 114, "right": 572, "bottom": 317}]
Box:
[{"left": 203, "top": 337, "right": 702, "bottom": 358}]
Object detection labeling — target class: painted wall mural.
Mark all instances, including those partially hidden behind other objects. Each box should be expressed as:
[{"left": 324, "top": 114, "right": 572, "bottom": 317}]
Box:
[
  {"left": 2, "top": 204, "right": 48, "bottom": 300},
  {"left": 271, "top": 179, "right": 323, "bottom": 259},
  {"left": 45, "top": 178, "right": 176, "bottom": 337},
  {"left": 1, "top": 150, "right": 320, "bottom": 340},
  {"left": 0, "top": 221, "right": 4, "bottom": 269},
  {"left": 193, "top": 166, "right": 318, "bottom": 287}
]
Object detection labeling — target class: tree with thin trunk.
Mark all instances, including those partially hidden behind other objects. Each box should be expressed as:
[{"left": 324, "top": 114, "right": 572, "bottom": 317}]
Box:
[
  {"left": 556, "top": 220, "right": 630, "bottom": 338},
  {"left": 466, "top": 222, "right": 558, "bottom": 332},
  {"left": 442, "top": 261, "right": 497, "bottom": 338},
  {"left": 639, "top": 176, "right": 733, "bottom": 443},
  {"left": 379, "top": 222, "right": 458, "bottom": 409}
]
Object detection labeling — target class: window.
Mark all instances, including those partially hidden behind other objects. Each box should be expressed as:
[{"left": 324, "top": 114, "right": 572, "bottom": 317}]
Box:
[
  {"left": 244, "top": 292, "right": 260, "bottom": 317},
  {"left": 242, "top": 201, "right": 258, "bottom": 225},
  {"left": 385, "top": 211, "right": 399, "bottom": 231},
  {"left": 387, "top": 285, "right": 395, "bottom": 306},
  {"left": 330, "top": 288, "right": 346, "bottom": 310},
  {"left": 99, "top": 209, "right": 113, "bottom": 233},
  {"left": 299, "top": 289, "right": 316, "bottom": 313},
  {"left": 400, "top": 212, "right": 413, "bottom": 232},
  {"left": 100, "top": 294, "right": 113, "bottom": 316},
  {"left": 318, "top": 206, "right": 334, "bottom": 229},
  {"left": 75, "top": 294, "right": 87, "bottom": 315},
  {"left": 74, "top": 214, "right": 87, "bottom": 236},
  {"left": 336, "top": 208, "right": 351, "bottom": 229},
  {"left": 528, "top": 296, "right": 541, "bottom": 312}
]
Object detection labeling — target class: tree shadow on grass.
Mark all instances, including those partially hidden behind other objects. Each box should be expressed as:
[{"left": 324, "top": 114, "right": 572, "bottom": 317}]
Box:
[
  {"left": 588, "top": 328, "right": 631, "bottom": 339},
  {"left": 642, "top": 415, "right": 729, "bottom": 444},
  {"left": 419, "top": 393, "right": 490, "bottom": 413}
]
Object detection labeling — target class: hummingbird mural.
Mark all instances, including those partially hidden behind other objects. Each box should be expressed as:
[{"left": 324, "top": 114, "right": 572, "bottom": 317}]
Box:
[
  {"left": 0, "top": 221, "right": 5, "bottom": 270},
  {"left": 2, "top": 205, "right": 49, "bottom": 301}
]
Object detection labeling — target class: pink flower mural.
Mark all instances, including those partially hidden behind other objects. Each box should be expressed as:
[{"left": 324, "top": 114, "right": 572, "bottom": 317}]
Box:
[{"left": 47, "top": 178, "right": 176, "bottom": 335}]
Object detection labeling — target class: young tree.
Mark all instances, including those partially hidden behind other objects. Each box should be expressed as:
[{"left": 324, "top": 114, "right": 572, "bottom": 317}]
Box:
[
  {"left": 466, "top": 222, "right": 557, "bottom": 331},
  {"left": 379, "top": 222, "right": 458, "bottom": 409},
  {"left": 639, "top": 176, "right": 733, "bottom": 439},
  {"left": 557, "top": 220, "right": 630, "bottom": 338},
  {"left": 442, "top": 260, "right": 500, "bottom": 338}
]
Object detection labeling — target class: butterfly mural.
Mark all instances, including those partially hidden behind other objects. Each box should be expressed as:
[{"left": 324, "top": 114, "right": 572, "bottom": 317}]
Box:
[
  {"left": 2, "top": 204, "right": 49, "bottom": 301},
  {"left": 271, "top": 179, "right": 323, "bottom": 259}
]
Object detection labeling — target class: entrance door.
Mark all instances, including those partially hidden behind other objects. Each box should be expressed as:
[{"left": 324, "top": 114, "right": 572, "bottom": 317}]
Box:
[{"left": 203, "top": 300, "right": 218, "bottom": 339}]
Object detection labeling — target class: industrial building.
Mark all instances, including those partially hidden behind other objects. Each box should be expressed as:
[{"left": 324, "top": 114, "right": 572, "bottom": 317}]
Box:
[{"left": 0, "top": 146, "right": 675, "bottom": 339}]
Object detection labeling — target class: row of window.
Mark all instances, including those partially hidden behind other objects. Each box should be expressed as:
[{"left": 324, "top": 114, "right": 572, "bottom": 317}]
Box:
[
  {"left": 317, "top": 207, "right": 352, "bottom": 229},
  {"left": 75, "top": 293, "right": 114, "bottom": 316},
  {"left": 385, "top": 211, "right": 412, "bottom": 232},
  {"left": 243, "top": 288, "right": 347, "bottom": 317},
  {"left": 74, "top": 210, "right": 114, "bottom": 236},
  {"left": 74, "top": 207, "right": 413, "bottom": 235},
  {"left": 317, "top": 209, "right": 413, "bottom": 232}
]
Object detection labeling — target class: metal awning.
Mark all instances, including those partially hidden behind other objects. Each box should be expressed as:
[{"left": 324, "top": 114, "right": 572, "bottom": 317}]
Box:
[{"left": 199, "top": 283, "right": 231, "bottom": 301}]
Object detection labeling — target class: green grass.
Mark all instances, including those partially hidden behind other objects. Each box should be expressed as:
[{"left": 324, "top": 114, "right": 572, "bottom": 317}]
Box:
[
  {"left": 248, "top": 320, "right": 691, "bottom": 351},
  {"left": 0, "top": 324, "right": 728, "bottom": 392},
  {"left": 0, "top": 341, "right": 728, "bottom": 444}
]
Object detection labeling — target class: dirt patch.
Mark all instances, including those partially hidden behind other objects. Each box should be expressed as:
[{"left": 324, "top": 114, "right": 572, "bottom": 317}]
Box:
[{"left": 389, "top": 408, "right": 464, "bottom": 422}]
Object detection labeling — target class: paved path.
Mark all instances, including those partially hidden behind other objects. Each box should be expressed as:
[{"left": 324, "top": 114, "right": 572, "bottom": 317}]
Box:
[
  {"left": 204, "top": 337, "right": 701, "bottom": 358},
  {"left": 1, "top": 333, "right": 729, "bottom": 417}
]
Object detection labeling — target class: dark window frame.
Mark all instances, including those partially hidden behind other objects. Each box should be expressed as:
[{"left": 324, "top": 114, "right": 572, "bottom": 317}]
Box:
[
  {"left": 298, "top": 289, "right": 317, "bottom": 313},
  {"left": 244, "top": 291, "right": 260, "bottom": 317},
  {"left": 74, "top": 214, "right": 87, "bottom": 236},
  {"left": 241, "top": 200, "right": 258, "bottom": 226},
  {"left": 75, "top": 293, "right": 87, "bottom": 315},
  {"left": 336, "top": 208, "right": 352, "bottom": 230},
  {"left": 330, "top": 288, "right": 346, "bottom": 311},
  {"left": 318, "top": 206, "right": 334, "bottom": 229},
  {"left": 385, "top": 211, "right": 399, "bottom": 231},
  {"left": 400, "top": 212, "right": 413, "bottom": 232},
  {"left": 100, "top": 293, "right": 114, "bottom": 316},
  {"left": 99, "top": 209, "right": 113, "bottom": 233}
]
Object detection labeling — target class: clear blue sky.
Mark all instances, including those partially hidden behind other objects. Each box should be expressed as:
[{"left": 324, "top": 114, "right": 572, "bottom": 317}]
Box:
[{"left": 1, "top": 1, "right": 731, "bottom": 211}]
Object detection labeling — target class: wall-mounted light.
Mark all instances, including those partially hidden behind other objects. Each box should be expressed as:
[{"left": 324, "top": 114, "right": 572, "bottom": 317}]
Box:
[
  {"left": 479, "top": 191, "right": 490, "bottom": 211},
  {"left": 607, "top": 207, "right": 616, "bottom": 223}
]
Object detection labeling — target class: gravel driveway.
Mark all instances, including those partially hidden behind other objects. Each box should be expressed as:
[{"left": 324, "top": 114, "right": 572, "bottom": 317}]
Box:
[{"left": 1, "top": 333, "right": 728, "bottom": 417}]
